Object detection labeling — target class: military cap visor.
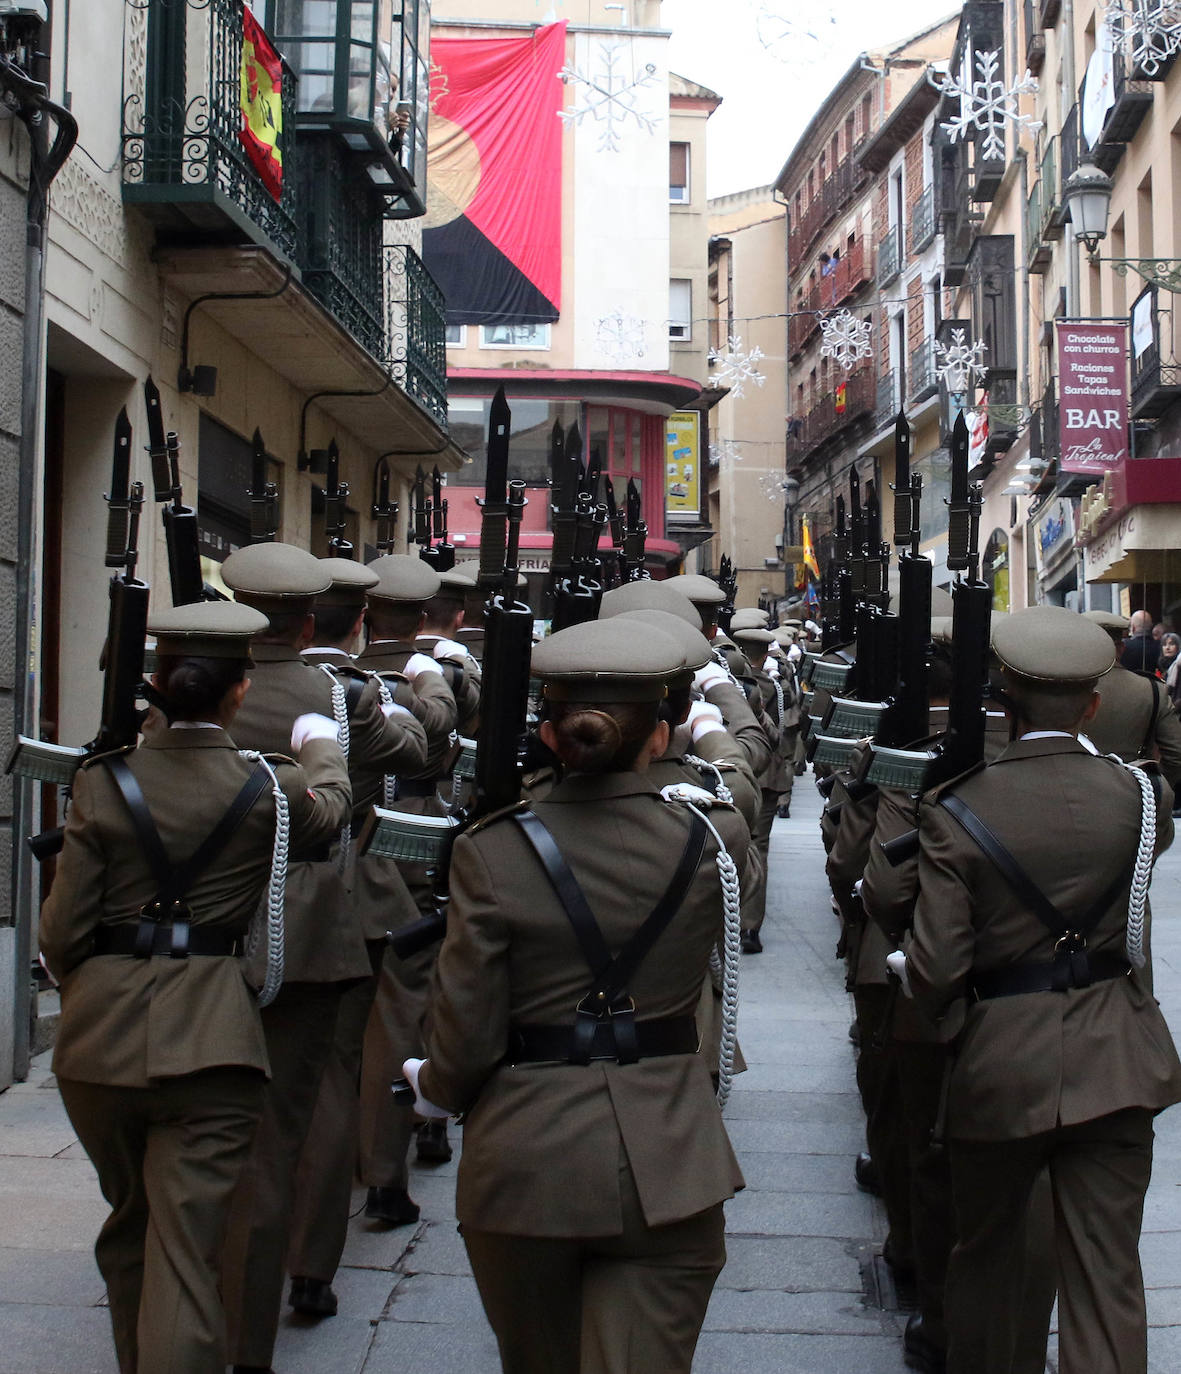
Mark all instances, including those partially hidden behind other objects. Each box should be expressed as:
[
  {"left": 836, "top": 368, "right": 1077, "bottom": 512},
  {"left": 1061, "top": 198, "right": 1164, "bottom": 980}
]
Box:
[
  {"left": 666, "top": 573, "right": 726, "bottom": 607},
  {"left": 598, "top": 581, "right": 703, "bottom": 630},
  {"left": 221, "top": 542, "right": 332, "bottom": 612},
  {"left": 149, "top": 601, "right": 269, "bottom": 660},
  {"left": 1083, "top": 609, "right": 1129, "bottom": 636},
  {"left": 993, "top": 606, "right": 1115, "bottom": 684},
  {"left": 532, "top": 620, "right": 682, "bottom": 703},
  {"left": 731, "top": 626, "right": 775, "bottom": 648},
  {"left": 316, "top": 557, "right": 380, "bottom": 608},
  {"left": 365, "top": 553, "right": 442, "bottom": 606}
]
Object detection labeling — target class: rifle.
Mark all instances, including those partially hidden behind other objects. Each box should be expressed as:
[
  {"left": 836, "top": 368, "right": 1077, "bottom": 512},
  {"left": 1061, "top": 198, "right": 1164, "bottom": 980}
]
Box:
[
  {"left": 9, "top": 409, "right": 150, "bottom": 857},
  {"left": 716, "top": 554, "right": 737, "bottom": 634},
  {"left": 476, "top": 387, "right": 511, "bottom": 594},
  {"left": 371, "top": 456, "right": 398, "bottom": 554},
  {"left": 544, "top": 419, "right": 581, "bottom": 616},
  {"left": 603, "top": 476, "right": 628, "bottom": 587},
  {"left": 249, "top": 428, "right": 279, "bottom": 543},
  {"left": 431, "top": 466, "right": 456, "bottom": 571},
  {"left": 143, "top": 376, "right": 210, "bottom": 606},
  {"left": 552, "top": 490, "right": 606, "bottom": 630},
  {"left": 382, "top": 465, "right": 533, "bottom": 960},
  {"left": 410, "top": 464, "right": 433, "bottom": 565},
  {"left": 623, "top": 477, "right": 649, "bottom": 582},
  {"left": 323, "top": 440, "right": 353, "bottom": 558}
]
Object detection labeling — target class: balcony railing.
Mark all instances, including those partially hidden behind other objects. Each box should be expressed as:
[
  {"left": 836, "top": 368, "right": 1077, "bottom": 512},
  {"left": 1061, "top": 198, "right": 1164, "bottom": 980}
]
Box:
[
  {"left": 789, "top": 238, "right": 870, "bottom": 358},
  {"left": 909, "top": 338, "right": 938, "bottom": 401},
  {"left": 1026, "top": 176, "right": 1051, "bottom": 273},
  {"left": 385, "top": 245, "right": 448, "bottom": 431},
  {"left": 123, "top": 0, "right": 299, "bottom": 260},
  {"left": 798, "top": 365, "right": 876, "bottom": 455},
  {"left": 1025, "top": 0, "right": 1046, "bottom": 72},
  {"left": 876, "top": 369, "right": 899, "bottom": 427},
  {"left": 1040, "top": 136, "right": 1063, "bottom": 239},
  {"left": 878, "top": 225, "right": 900, "bottom": 284},
  {"left": 788, "top": 158, "right": 866, "bottom": 268},
  {"left": 910, "top": 186, "right": 936, "bottom": 255}
]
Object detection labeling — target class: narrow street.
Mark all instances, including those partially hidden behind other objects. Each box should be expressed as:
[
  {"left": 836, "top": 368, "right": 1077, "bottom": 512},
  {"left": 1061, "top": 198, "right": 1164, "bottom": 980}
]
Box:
[{"left": 2, "top": 802, "right": 1181, "bottom": 1373}]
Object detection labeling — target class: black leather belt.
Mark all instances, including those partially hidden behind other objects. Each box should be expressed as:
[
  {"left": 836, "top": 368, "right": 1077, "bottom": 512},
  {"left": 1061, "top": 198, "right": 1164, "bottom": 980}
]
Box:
[
  {"left": 970, "top": 950, "right": 1131, "bottom": 1001},
  {"left": 92, "top": 922, "right": 240, "bottom": 960},
  {"left": 396, "top": 778, "right": 441, "bottom": 799},
  {"left": 506, "top": 1015, "right": 699, "bottom": 1065}
]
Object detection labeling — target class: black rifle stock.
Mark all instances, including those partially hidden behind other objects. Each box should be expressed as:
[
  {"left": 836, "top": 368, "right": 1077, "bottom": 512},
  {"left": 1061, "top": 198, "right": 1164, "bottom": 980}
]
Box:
[
  {"left": 249, "top": 428, "right": 279, "bottom": 542},
  {"left": 371, "top": 457, "right": 398, "bottom": 554},
  {"left": 324, "top": 441, "right": 354, "bottom": 558}
]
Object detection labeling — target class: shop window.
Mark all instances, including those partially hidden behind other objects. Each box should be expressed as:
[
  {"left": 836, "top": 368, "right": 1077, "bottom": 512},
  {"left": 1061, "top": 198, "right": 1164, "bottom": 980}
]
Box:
[
  {"left": 447, "top": 397, "right": 578, "bottom": 487},
  {"left": 480, "top": 323, "right": 551, "bottom": 350},
  {"left": 445, "top": 323, "right": 467, "bottom": 347},
  {"left": 197, "top": 413, "right": 281, "bottom": 569},
  {"left": 670, "top": 142, "right": 690, "bottom": 203}
]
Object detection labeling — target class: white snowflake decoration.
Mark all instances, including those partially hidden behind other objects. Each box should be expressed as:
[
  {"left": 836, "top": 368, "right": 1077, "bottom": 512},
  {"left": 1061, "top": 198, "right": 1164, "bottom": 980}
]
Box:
[
  {"left": 710, "top": 438, "right": 742, "bottom": 467},
  {"left": 934, "top": 329, "right": 988, "bottom": 395},
  {"left": 1106, "top": 0, "right": 1181, "bottom": 77},
  {"left": 754, "top": 1, "right": 840, "bottom": 64},
  {"left": 818, "top": 310, "right": 873, "bottom": 371},
  {"left": 933, "top": 49, "right": 1042, "bottom": 161},
  {"left": 759, "top": 471, "right": 789, "bottom": 502},
  {"left": 594, "top": 311, "right": 648, "bottom": 364},
  {"left": 708, "top": 335, "right": 766, "bottom": 398},
  {"left": 559, "top": 43, "right": 659, "bottom": 153}
]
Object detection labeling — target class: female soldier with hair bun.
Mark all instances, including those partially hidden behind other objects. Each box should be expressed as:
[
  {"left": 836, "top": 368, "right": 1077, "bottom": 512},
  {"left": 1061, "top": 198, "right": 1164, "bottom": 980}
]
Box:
[
  {"left": 39, "top": 601, "right": 350, "bottom": 1374},
  {"left": 406, "top": 618, "right": 750, "bottom": 1374}
]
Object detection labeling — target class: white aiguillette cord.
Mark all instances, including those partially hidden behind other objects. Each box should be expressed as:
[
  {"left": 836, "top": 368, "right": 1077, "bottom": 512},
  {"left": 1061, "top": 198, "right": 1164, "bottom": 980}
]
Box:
[
  {"left": 317, "top": 666, "right": 352, "bottom": 873},
  {"left": 660, "top": 784, "right": 742, "bottom": 1110},
  {"left": 240, "top": 751, "right": 288, "bottom": 1007}
]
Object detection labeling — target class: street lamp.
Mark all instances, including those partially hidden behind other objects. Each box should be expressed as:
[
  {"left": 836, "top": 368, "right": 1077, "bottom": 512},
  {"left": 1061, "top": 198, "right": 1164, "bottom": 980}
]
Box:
[{"left": 1062, "top": 159, "right": 1113, "bottom": 255}]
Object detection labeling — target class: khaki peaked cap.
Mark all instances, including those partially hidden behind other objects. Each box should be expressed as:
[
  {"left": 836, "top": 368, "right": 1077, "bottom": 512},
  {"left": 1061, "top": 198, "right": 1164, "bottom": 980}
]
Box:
[
  {"left": 221, "top": 542, "right": 331, "bottom": 612},
  {"left": 615, "top": 609, "right": 714, "bottom": 684},
  {"left": 532, "top": 619, "right": 683, "bottom": 703},
  {"left": 598, "top": 580, "right": 703, "bottom": 630},
  {"left": 1083, "top": 609, "right": 1129, "bottom": 637},
  {"left": 666, "top": 573, "right": 726, "bottom": 608},
  {"left": 365, "top": 553, "right": 442, "bottom": 606},
  {"left": 993, "top": 606, "right": 1115, "bottom": 684},
  {"left": 317, "top": 557, "right": 379, "bottom": 608},
  {"left": 729, "top": 608, "right": 771, "bottom": 631},
  {"left": 731, "top": 626, "right": 775, "bottom": 650},
  {"left": 149, "top": 601, "right": 269, "bottom": 661}
]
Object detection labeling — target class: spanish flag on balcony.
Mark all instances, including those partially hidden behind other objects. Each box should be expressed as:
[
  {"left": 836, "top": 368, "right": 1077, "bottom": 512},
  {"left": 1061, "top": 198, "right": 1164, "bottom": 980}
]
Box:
[
  {"left": 801, "top": 515, "right": 821, "bottom": 584},
  {"left": 240, "top": 10, "right": 283, "bottom": 203}
]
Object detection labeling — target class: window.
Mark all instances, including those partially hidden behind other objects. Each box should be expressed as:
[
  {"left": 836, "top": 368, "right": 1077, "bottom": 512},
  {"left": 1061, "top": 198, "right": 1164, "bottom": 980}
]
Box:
[
  {"left": 669, "top": 279, "right": 692, "bottom": 341},
  {"left": 669, "top": 142, "right": 690, "bottom": 203},
  {"left": 479, "top": 323, "right": 551, "bottom": 349},
  {"left": 445, "top": 323, "right": 467, "bottom": 347}
]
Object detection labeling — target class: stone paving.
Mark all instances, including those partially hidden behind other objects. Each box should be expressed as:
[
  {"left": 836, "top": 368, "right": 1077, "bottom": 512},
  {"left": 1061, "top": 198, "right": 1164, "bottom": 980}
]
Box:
[{"left": 2, "top": 803, "right": 1181, "bottom": 1372}]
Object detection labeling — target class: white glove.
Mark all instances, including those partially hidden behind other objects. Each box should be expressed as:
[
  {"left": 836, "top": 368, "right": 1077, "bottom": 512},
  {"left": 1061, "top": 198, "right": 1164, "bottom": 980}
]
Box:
[
  {"left": 762, "top": 655, "right": 781, "bottom": 678},
  {"left": 805, "top": 620, "right": 821, "bottom": 636},
  {"left": 788, "top": 644, "right": 803, "bottom": 663},
  {"left": 404, "top": 652, "right": 444, "bottom": 681},
  {"left": 693, "top": 663, "right": 730, "bottom": 695},
  {"left": 291, "top": 713, "right": 341, "bottom": 750},
  {"left": 431, "top": 638, "right": 468, "bottom": 662},
  {"left": 381, "top": 700, "right": 415, "bottom": 721},
  {"left": 401, "top": 1057, "right": 449, "bottom": 1119},
  {"left": 886, "top": 951, "right": 913, "bottom": 999},
  {"left": 686, "top": 700, "right": 726, "bottom": 743}
]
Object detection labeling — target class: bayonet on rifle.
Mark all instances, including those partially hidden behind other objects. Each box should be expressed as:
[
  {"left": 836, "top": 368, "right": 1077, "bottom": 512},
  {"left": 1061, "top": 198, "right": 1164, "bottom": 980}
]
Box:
[
  {"left": 372, "top": 457, "right": 397, "bottom": 554},
  {"left": 324, "top": 441, "right": 353, "bottom": 559},
  {"left": 476, "top": 387, "right": 511, "bottom": 591},
  {"left": 249, "top": 429, "right": 279, "bottom": 543}
]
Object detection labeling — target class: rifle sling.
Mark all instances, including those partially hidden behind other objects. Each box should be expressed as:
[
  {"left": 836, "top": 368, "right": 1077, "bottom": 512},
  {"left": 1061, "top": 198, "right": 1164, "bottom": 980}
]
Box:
[
  {"left": 939, "top": 793, "right": 1130, "bottom": 941},
  {"left": 513, "top": 808, "right": 708, "bottom": 1065}
]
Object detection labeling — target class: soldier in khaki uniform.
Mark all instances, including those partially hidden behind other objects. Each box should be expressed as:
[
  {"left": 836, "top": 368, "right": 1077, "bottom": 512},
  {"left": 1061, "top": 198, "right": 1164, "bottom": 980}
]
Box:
[
  {"left": 1084, "top": 609, "right": 1181, "bottom": 789},
  {"left": 902, "top": 607, "right": 1181, "bottom": 1374},
  {"left": 41, "top": 602, "right": 351, "bottom": 1374},
  {"left": 355, "top": 554, "right": 463, "bottom": 1219},
  {"left": 286, "top": 559, "right": 429, "bottom": 1316},
  {"left": 215, "top": 543, "right": 421, "bottom": 1373},
  {"left": 408, "top": 618, "right": 749, "bottom": 1374},
  {"left": 417, "top": 566, "right": 483, "bottom": 736}
]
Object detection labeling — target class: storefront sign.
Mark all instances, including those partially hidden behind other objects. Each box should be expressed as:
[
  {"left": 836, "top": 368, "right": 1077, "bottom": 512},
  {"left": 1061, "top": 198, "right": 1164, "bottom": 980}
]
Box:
[
  {"left": 665, "top": 412, "right": 700, "bottom": 519},
  {"left": 1034, "top": 496, "right": 1076, "bottom": 576},
  {"left": 1056, "top": 321, "right": 1129, "bottom": 476}
]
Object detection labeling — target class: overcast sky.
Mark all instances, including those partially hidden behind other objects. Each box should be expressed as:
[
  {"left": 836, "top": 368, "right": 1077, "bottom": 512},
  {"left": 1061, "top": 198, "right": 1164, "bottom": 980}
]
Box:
[{"left": 662, "top": 0, "right": 960, "bottom": 199}]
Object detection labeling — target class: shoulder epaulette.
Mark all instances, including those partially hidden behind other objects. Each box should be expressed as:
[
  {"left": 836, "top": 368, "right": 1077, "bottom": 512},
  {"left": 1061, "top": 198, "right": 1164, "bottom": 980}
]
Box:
[
  {"left": 923, "top": 758, "right": 987, "bottom": 804},
  {"left": 81, "top": 743, "right": 136, "bottom": 769},
  {"left": 467, "top": 800, "right": 530, "bottom": 835},
  {"left": 263, "top": 751, "right": 297, "bottom": 768}
]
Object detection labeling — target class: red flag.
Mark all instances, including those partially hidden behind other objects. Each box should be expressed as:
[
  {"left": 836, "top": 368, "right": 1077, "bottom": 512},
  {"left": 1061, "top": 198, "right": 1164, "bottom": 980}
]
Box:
[
  {"left": 835, "top": 383, "right": 847, "bottom": 415},
  {"left": 239, "top": 11, "right": 284, "bottom": 202}
]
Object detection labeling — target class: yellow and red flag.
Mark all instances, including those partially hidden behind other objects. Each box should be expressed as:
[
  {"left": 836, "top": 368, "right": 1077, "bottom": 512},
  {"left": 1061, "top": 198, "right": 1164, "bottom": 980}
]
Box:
[
  {"left": 240, "top": 10, "right": 284, "bottom": 202},
  {"left": 802, "top": 515, "right": 821, "bottom": 582}
]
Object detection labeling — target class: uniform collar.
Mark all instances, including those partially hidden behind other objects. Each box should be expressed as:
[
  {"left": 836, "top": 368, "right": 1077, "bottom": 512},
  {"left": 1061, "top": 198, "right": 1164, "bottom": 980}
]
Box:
[
  {"left": 141, "top": 724, "right": 239, "bottom": 751},
  {"left": 544, "top": 771, "right": 663, "bottom": 804},
  {"left": 993, "top": 734, "right": 1089, "bottom": 765},
  {"left": 302, "top": 646, "right": 351, "bottom": 660},
  {"left": 250, "top": 642, "right": 301, "bottom": 663}
]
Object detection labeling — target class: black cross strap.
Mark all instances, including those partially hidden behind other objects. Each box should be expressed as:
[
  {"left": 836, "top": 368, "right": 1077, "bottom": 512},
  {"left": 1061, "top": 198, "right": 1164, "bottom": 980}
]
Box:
[
  {"left": 105, "top": 755, "right": 271, "bottom": 956},
  {"left": 940, "top": 792, "right": 1132, "bottom": 943},
  {"left": 345, "top": 675, "right": 366, "bottom": 717},
  {"left": 514, "top": 807, "right": 709, "bottom": 1065}
]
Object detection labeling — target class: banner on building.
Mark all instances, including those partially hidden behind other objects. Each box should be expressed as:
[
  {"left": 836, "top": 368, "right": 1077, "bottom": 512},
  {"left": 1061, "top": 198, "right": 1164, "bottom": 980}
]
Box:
[
  {"left": 239, "top": 11, "right": 284, "bottom": 202},
  {"left": 1056, "top": 321, "right": 1129, "bottom": 476},
  {"left": 665, "top": 412, "right": 700, "bottom": 518},
  {"left": 423, "top": 22, "right": 566, "bottom": 325}
]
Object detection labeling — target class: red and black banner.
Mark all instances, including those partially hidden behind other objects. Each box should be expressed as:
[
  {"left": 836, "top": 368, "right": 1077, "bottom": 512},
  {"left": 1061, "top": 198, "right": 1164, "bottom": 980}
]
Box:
[{"left": 423, "top": 21, "right": 566, "bottom": 326}]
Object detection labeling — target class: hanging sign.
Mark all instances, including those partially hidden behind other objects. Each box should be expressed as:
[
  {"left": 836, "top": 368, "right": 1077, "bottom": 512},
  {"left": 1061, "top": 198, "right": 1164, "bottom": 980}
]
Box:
[
  {"left": 1056, "top": 321, "right": 1129, "bottom": 476},
  {"left": 665, "top": 412, "right": 700, "bottom": 518}
]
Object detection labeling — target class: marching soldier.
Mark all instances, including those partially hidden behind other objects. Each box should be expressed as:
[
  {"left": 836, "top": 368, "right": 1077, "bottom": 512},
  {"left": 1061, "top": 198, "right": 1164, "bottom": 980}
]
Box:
[
  {"left": 900, "top": 607, "right": 1181, "bottom": 1374},
  {"left": 41, "top": 601, "right": 351, "bottom": 1374},
  {"left": 215, "top": 542, "right": 422, "bottom": 1374},
  {"left": 417, "top": 566, "right": 483, "bottom": 736},
  {"left": 355, "top": 554, "right": 464, "bottom": 1220},
  {"left": 406, "top": 617, "right": 750, "bottom": 1373}
]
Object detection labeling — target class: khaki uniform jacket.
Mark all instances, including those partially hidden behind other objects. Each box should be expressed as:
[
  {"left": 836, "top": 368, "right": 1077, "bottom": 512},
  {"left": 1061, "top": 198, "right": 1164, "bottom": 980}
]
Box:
[
  {"left": 908, "top": 736, "right": 1181, "bottom": 1140},
  {"left": 659, "top": 727, "right": 760, "bottom": 832},
  {"left": 456, "top": 625, "right": 485, "bottom": 662},
  {"left": 355, "top": 639, "right": 458, "bottom": 778},
  {"left": 41, "top": 729, "right": 350, "bottom": 1088},
  {"left": 825, "top": 758, "right": 887, "bottom": 988},
  {"left": 1086, "top": 662, "right": 1181, "bottom": 788},
  {"left": 703, "top": 678, "right": 773, "bottom": 778},
  {"left": 415, "top": 633, "right": 482, "bottom": 737},
  {"left": 420, "top": 770, "right": 748, "bottom": 1237}
]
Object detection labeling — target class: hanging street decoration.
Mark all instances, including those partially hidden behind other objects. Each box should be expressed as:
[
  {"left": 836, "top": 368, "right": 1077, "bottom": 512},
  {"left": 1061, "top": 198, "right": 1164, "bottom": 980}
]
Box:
[
  {"left": 710, "top": 438, "right": 742, "bottom": 467},
  {"left": 753, "top": 1, "right": 840, "bottom": 64},
  {"left": 594, "top": 311, "right": 649, "bottom": 364},
  {"left": 559, "top": 42, "right": 659, "bottom": 153},
  {"left": 933, "top": 48, "right": 1041, "bottom": 161},
  {"left": 708, "top": 335, "right": 767, "bottom": 398},
  {"left": 818, "top": 310, "right": 873, "bottom": 371},
  {"left": 1105, "top": 0, "right": 1181, "bottom": 77},
  {"left": 934, "top": 328, "right": 988, "bottom": 394}
]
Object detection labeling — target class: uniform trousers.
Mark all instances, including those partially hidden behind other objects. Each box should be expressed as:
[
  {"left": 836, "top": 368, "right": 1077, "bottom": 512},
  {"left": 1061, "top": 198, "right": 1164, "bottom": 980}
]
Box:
[
  {"left": 221, "top": 981, "right": 342, "bottom": 1367},
  {"left": 59, "top": 1068, "right": 264, "bottom": 1374},
  {"left": 777, "top": 725, "right": 800, "bottom": 809},
  {"left": 462, "top": 1164, "right": 726, "bottom": 1374},
  {"left": 288, "top": 939, "right": 386, "bottom": 1281},
  {"left": 853, "top": 983, "right": 912, "bottom": 1270},
  {"left": 740, "top": 789, "right": 778, "bottom": 935},
  {"left": 946, "top": 1107, "right": 1155, "bottom": 1374},
  {"left": 896, "top": 1040, "right": 953, "bottom": 1343}
]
